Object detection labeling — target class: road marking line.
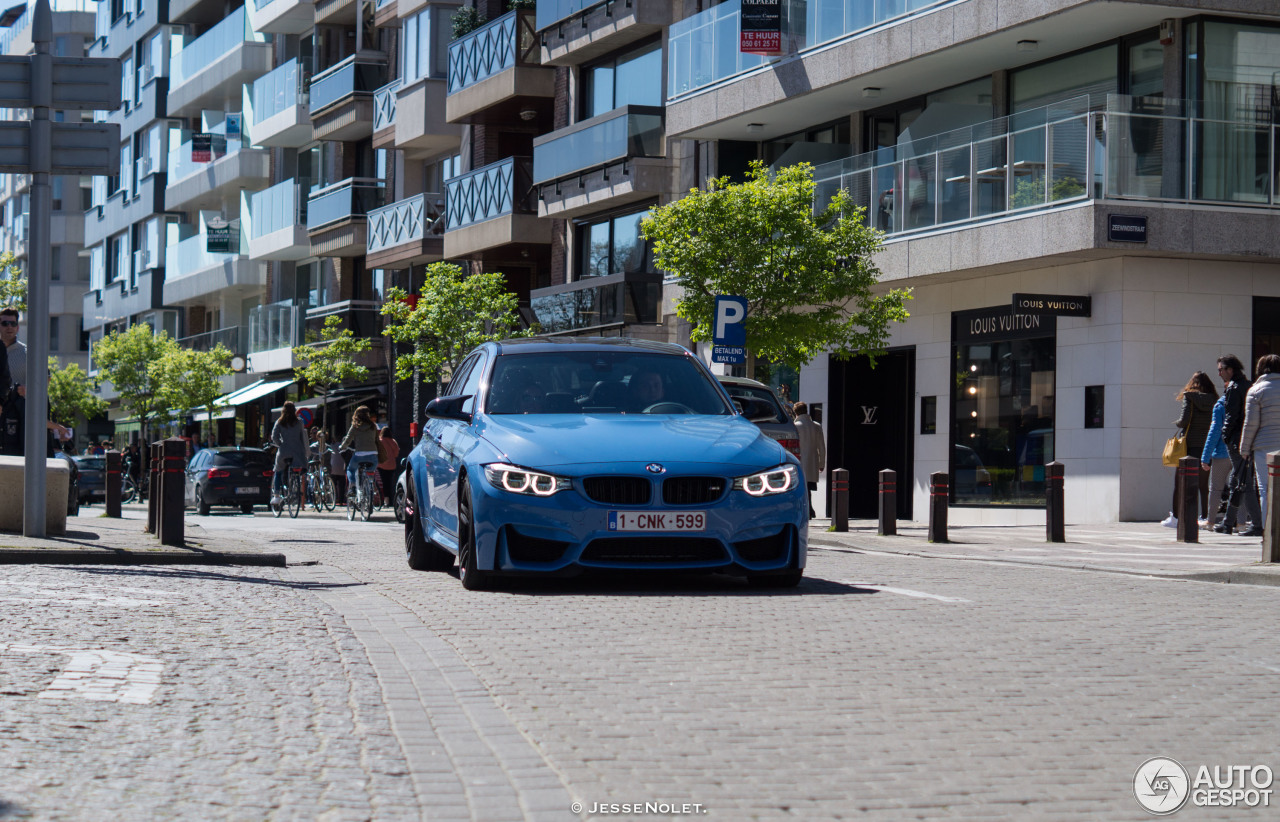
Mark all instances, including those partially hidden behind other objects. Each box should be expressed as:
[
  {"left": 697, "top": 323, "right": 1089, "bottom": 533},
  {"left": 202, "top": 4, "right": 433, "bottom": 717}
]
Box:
[
  {"left": 835, "top": 582, "right": 971, "bottom": 603},
  {"left": 1, "top": 644, "right": 164, "bottom": 704}
]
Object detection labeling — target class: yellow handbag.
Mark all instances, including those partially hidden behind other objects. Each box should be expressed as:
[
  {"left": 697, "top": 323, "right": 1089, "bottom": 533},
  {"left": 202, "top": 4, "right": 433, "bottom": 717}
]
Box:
[{"left": 1162, "top": 430, "right": 1187, "bottom": 467}]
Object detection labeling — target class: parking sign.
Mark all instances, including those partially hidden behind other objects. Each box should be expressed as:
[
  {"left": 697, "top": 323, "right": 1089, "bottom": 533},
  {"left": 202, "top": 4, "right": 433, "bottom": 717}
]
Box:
[{"left": 712, "top": 295, "right": 748, "bottom": 364}]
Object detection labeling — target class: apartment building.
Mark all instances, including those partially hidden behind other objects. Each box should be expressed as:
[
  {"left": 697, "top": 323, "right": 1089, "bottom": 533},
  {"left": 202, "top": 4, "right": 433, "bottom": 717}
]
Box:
[{"left": 652, "top": 0, "right": 1280, "bottom": 523}]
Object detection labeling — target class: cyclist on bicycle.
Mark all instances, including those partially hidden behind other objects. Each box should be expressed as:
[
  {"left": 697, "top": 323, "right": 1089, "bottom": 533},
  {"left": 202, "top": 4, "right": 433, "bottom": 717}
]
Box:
[
  {"left": 340, "top": 404, "right": 379, "bottom": 503},
  {"left": 271, "top": 400, "right": 309, "bottom": 507}
]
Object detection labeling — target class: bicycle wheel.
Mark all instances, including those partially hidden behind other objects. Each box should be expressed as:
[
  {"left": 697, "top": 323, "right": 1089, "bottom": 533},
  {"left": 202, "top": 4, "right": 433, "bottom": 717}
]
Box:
[
  {"left": 310, "top": 473, "right": 323, "bottom": 512},
  {"left": 361, "top": 475, "right": 374, "bottom": 522},
  {"left": 323, "top": 475, "right": 336, "bottom": 511},
  {"left": 346, "top": 479, "right": 357, "bottom": 521},
  {"left": 271, "top": 484, "right": 283, "bottom": 518},
  {"left": 121, "top": 477, "right": 137, "bottom": 504},
  {"left": 288, "top": 474, "right": 302, "bottom": 518}
]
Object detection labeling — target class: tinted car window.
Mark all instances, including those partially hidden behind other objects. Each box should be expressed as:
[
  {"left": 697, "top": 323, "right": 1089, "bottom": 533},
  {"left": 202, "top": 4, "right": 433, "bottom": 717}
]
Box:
[
  {"left": 720, "top": 385, "right": 787, "bottom": 423},
  {"left": 212, "top": 451, "right": 273, "bottom": 469},
  {"left": 487, "top": 352, "right": 730, "bottom": 415},
  {"left": 75, "top": 457, "right": 106, "bottom": 470}
]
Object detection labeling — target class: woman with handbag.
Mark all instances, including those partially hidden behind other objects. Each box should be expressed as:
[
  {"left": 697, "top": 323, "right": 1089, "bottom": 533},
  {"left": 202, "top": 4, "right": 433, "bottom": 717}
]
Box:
[{"left": 1161, "top": 372, "right": 1216, "bottom": 528}]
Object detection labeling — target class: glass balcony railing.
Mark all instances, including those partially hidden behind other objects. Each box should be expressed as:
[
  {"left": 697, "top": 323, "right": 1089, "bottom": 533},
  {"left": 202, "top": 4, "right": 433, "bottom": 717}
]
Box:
[
  {"left": 248, "top": 178, "right": 309, "bottom": 238},
  {"left": 178, "top": 326, "right": 245, "bottom": 356},
  {"left": 306, "top": 178, "right": 386, "bottom": 230},
  {"left": 374, "top": 79, "right": 399, "bottom": 131},
  {"left": 531, "top": 274, "right": 661, "bottom": 334},
  {"left": 810, "top": 95, "right": 1280, "bottom": 240},
  {"left": 249, "top": 299, "right": 303, "bottom": 354},
  {"left": 444, "top": 157, "right": 535, "bottom": 230},
  {"left": 533, "top": 106, "right": 664, "bottom": 184},
  {"left": 447, "top": 10, "right": 538, "bottom": 95},
  {"left": 170, "top": 7, "right": 269, "bottom": 89},
  {"left": 535, "top": 0, "right": 603, "bottom": 31},
  {"left": 305, "top": 300, "right": 384, "bottom": 341},
  {"left": 309, "top": 56, "right": 388, "bottom": 113},
  {"left": 668, "top": 0, "right": 952, "bottom": 99},
  {"left": 166, "top": 232, "right": 244, "bottom": 279},
  {"left": 167, "top": 130, "right": 251, "bottom": 185},
  {"left": 252, "top": 58, "right": 307, "bottom": 122},
  {"left": 368, "top": 192, "right": 446, "bottom": 253}
]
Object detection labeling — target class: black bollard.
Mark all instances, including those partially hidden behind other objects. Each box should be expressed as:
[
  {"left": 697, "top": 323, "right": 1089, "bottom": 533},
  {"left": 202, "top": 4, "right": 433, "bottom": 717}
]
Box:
[
  {"left": 877, "top": 468, "right": 897, "bottom": 536},
  {"left": 831, "top": 468, "right": 849, "bottom": 533},
  {"left": 105, "top": 449, "right": 122, "bottom": 518},
  {"left": 1177, "top": 455, "right": 1199, "bottom": 544},
  {"left": 928, "top": 471, "right": 948, "bottom": 543},
  {"left": 1265, "top": 452, "right": 1280, "bottom": 564},
  {"left": 158, "top": 438, "right": 186, "bottom": 547},
  {"left": 1045, "top": 461, "right": 1065, "bottom": 543},
  {"left": 146, "top": 442, "right": 161, "bottom": 535}
]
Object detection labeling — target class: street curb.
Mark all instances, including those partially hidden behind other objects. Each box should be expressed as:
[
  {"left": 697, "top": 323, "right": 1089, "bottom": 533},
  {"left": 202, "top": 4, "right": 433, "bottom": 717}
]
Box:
[
  {"left": 808, "top": 535, "right": 1280, "bottom": 587},
  {"left": 0, "top": 548, "right": 288, "bottom": 567}
]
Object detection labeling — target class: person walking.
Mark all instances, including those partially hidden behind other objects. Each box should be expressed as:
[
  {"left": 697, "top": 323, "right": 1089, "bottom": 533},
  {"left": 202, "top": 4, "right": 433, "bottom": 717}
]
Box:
[
  {"left": 792, "top": 401, "right": 826, "bottom": 519},
  {"left": 270, "top": 401, "right": 309, "bottom": 507},
  {"left": 329, "top": 442, "right": 346, "bottom": 504},
  {"left": 1200, "top": 389, "right": 1231, "bottom": 529},
  {"left": 340, "top": 405, "right": 379, "bottom": 504},
  {"left": 1241, "top": 354, "right": 1280, "bottom": 530},
  {"left": 1, "top": 306, "right": 26, "bottom": 455},
  {"left": 1161, "top": 371, "right": 1216, "bottom": 528},
  {"left": 1213, "top": 355, "right": 1262, "bottom": 535},
  {"left": 377, "top": 427, "right": 400, "bottom": 506}
]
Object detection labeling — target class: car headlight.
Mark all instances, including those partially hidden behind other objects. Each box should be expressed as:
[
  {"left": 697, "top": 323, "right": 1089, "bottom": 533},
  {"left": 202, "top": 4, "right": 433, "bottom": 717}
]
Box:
[
  {"left": 733, "top": 464, "right": 798, "bottom": 496},
  {"left": 483, "top": 463, "right": 571, "bottom": 496}
]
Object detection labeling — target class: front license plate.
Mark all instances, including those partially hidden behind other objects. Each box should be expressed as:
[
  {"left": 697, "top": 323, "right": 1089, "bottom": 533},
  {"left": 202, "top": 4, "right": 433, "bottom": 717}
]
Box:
[
  {"left": 608, "top": 511, "right": 706, "bottom": 532},
  {"left": 235, "top": 487, "right": 258, "bottom": 495}
]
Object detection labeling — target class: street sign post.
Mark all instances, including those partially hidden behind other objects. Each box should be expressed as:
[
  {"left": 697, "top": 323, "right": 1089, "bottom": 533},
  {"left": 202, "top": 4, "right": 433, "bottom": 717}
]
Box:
[
  {"left": 712, "top": 295, "right": 748, "bottom": 365},
  {"left": 7, "top": 0, "right": 122, "bottom": 537}
]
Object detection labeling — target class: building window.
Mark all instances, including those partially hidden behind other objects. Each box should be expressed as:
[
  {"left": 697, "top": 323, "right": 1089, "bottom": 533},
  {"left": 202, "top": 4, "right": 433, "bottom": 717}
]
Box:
[
  {"left": 575, "top": 207, "right": 653, "bottom": 280},
  {"left": 581, "top": 41, "right": 662, "bottom": 120},
  {"left": 121, "top": 55, "right": 133, "bottom": 111},
  {"left": 951, "top": 306, "right": 1056, "bottom": 506},
  {"left": 403, "top": 6, "right": 452, "bottom": 83},
  {"left": 49, "top": 316, "right": 59, "bottom": 352},
  {"left": 1011, "top": 44, "right": 1118, "bottom": 112}
]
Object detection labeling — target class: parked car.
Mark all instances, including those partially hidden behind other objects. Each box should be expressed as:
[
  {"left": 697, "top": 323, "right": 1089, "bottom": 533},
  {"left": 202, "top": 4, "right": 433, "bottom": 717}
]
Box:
[
  {"left": 403, "top": 338, "right": 807, "bottom": 590},
  {"left": 714, "top": 375, "right": 801, "bottom": 459},
  {"left": 54, "top": 451, "right": 80, "bottom": 517},
  {"left": 71, "top": 455, "right": 107, "bottom": 505},
  {"left": 953, "top": 444, "right": 993, "bottom": 502},
  {"left": 184, "top": 447, "right": 274, "bottom": 515}
]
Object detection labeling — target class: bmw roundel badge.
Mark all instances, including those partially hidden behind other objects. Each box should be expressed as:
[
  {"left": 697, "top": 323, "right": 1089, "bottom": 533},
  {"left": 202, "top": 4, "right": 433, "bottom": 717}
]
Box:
[{"left": 646, "top": 463, "right": 666, "bottom": 474}]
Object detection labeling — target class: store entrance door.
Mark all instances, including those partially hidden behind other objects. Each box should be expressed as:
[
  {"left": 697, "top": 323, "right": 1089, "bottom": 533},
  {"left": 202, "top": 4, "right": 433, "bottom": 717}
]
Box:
[{"left": 827, "top": 349, "right": 915, "bottom": 519}]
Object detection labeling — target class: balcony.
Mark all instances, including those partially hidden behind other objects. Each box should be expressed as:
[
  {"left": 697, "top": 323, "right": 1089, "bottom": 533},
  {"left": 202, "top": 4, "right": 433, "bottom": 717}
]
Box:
[
  {"left": 532, "top": 105, "right": 667, "bottom": 219},
  {"left": 306, "top": 178, "right": 385, "bottom": 257},
  {"left": 165, "top": 133, "right": 270, "bottom": 213},
  {"left": 446, "top": 10, "right": 553, "bottom": 126},
  {"left": 394, "top": 76, "right": 462, "bottom": 158},
  {"left": 305, "top": 300, "right": 385, "bottom": 351},
  {"left": 373, "top": 0, "right": 398, "bottom": 28},
  {"left": 83, "top": 269, "right": 165, "bottom": 333},
  {"left": 163, "top": 233, "right": 265, "bottom": 305},
  {"left": 248, "top": 0, "right": 317, "bottom": 36},
  {"left": 245, "top": 179, "right": 311, "bottom": 261},
  {"left": 177, "top": 326, "right": 246, "bottom": 357},
  {"left": 170, "top": 0, "right": 229, "bottom": 26},
  {"left": 530, "top": 272, "right": 662, "bottom": 334},
  {"left": 248, "top": 58, "right": 312, "bottom": 148},
  {"left": 537, "top": 0, "right": 670, "bottom": 67},
  {"left": 443, "top": 157, "right": 549, "bottom": 259},
  {"left": 314, "top": 0, "right": 357, "bottom": 25},
  {"left": 248, "top": 299, "right": 305, "bottom": 373},
  {"left": 168, "top": 7, "right": 272, "bottom": 118},
  {"left": 372, "top": 79, "right": 397, "bottom": 150},
  {"left": 366, "top": 192, "right": 445, "bottom": 269},
  {"left": 309, "top": 55, "right": 388, "bottom": 142}
]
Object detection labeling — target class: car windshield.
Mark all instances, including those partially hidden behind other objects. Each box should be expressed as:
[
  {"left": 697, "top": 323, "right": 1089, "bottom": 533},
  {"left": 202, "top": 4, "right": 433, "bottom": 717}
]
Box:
[
  {"left": 75, "top": 457, "right": 106, "bottom": 470},
  {"left": 719, "top": 384, "right": 788, "bottom": 424},
  {"left": 214, "top": 451, "right": 273, "bottom": 469},
  {"left": 487, "top": 351, "right": 731, "bottom": 416}
]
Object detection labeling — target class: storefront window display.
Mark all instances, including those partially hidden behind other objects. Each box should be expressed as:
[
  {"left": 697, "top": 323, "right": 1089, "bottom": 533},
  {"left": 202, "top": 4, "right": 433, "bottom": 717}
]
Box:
[{"left": 951, "top": 306, "right": 1056, "bottom": 506}]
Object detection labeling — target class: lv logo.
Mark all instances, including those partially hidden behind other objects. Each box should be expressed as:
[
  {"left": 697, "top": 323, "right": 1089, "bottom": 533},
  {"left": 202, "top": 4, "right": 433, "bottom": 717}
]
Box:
[{"left": 861, "top": 406, "right": 878, "bottom": 425}]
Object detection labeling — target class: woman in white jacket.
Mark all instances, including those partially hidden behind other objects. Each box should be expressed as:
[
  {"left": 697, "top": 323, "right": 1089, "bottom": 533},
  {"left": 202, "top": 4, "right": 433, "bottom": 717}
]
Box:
[{"left": 1240, "top": 354, "right": 1280, "bottom": 524}]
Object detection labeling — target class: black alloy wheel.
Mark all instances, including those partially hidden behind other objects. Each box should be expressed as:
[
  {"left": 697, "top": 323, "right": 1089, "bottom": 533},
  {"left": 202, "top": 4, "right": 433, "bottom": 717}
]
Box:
[
  {"left": 404, "top": 477, "right": 453, "bottom": 572},
  {"left": 456, "top": 477, "right": 492, "bottom": 591}
]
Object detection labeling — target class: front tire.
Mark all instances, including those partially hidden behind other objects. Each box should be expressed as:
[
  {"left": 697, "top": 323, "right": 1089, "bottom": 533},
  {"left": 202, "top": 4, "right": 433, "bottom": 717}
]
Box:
[
  {"left": 288, "top": 475, "right": 302, "bottom": 519},
  {"left": 405, "top": 478, "right": 452, "bottom": 572},
  {"left": 393, "top": 482, "right": 407, "bottom": 524},
  {"left": 457, "top": 477, "right": 492, "bottom": 591},
  {"left": 346, "top": 484, "right": 357, "bottom": 521}
]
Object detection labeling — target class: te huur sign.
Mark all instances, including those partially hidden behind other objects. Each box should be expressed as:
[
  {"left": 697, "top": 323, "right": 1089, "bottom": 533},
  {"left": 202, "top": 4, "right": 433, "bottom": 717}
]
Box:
[
  {"left": 1012, "top": 293, "right": 1092, "bottom": 318},
  {"left": 740, "top": 0, "right": 781, "bottom": 54}
]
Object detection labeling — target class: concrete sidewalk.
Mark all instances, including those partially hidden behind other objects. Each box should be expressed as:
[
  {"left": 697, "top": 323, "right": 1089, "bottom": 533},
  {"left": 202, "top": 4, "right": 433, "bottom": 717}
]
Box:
[
  {"left": 810, "top": 518, "right": 1280, "bottom": 586},
  {"left": 0, "top": 507, "right": 286, "bottom": 566}
]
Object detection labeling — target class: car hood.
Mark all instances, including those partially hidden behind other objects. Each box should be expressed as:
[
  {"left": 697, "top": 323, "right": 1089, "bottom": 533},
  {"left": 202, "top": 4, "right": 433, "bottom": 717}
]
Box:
[{"left": 477, "top": 414, "right": 786, "bottom": 470}]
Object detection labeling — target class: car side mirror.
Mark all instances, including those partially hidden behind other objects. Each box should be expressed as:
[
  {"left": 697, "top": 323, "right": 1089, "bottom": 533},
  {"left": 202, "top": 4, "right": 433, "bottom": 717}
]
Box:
[
  {"left": 424, "top": 395, "right": 473, "bottom": 424},
  {"left": 734, "top": 397, "right": 777, "bottom": 423}
]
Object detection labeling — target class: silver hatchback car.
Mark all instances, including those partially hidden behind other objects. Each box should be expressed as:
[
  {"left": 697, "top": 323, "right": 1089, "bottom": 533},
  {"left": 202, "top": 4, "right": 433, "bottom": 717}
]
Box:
[{"left": 715, "top": 375, "right": 801, "bottom": 460}]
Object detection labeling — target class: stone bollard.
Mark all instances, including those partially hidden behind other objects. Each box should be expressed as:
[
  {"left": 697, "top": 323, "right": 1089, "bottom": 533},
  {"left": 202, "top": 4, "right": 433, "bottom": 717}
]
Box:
[
  {"left": 877, "top": 468, "right": 897, "bottom": 536},
  {"left": 146, "top": 442, "right": 161, "bottom": 534},
  {"left": 105, "top": 449, "right": 122, "bottom": 518},
  {"left": 1177, "top": 455, "right": 1200, "bottom": 544},
  {"left": 928, "top": 471, "right": 948, "bottom": 543},
  {"left": 1265, "top": 452, "right": 1280, "bottom": 564},
  {"left": 1045, "top": 461, "right": 1065, "bottom": 543},
  {"left": 158, "top": 438, "right": 186, "bottom": 547},
  {"left": 831, "top": 468, "right": 849, "bottom": 533}
]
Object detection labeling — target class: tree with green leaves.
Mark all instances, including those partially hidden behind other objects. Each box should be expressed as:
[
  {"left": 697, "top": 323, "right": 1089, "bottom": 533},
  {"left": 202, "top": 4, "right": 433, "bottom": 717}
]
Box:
[
  {"left": 0, "top": 252, "right": 24, "bottom": 311},
  {"left": 381, "top": 262, "right": 534, "bottom": 396},
  {"left": 92, "top": 323, "right": 179, "bottom": 444},
  {"left": 640, "top": 161, "right": 912, "bottom": 371},
  {"left": 47, "top": 357, "right": 107, "bottom": 426},
  {"left": 156, "top": 344, "right": 233, "bottom": 435},
  {"left": 293, "top": 315, "right": 371, "bottom": 431}
]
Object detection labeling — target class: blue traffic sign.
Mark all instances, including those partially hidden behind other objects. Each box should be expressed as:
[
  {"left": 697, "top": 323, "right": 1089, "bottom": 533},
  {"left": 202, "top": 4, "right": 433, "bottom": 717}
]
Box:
[{"left": 712, "top": 295, "right": 748, "bottom": 364}]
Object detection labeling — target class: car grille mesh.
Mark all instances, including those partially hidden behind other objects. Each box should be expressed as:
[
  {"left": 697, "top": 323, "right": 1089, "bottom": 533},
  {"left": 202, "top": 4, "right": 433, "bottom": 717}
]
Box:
[
  {"left": 581, "top": 538, "right": 727, "bottom": 564},
  {"left": 583, "top": 477, "right": 651, "bottom": 505},
  {"left": 662, "top": 476, "right": 726, "bottom": 505}
]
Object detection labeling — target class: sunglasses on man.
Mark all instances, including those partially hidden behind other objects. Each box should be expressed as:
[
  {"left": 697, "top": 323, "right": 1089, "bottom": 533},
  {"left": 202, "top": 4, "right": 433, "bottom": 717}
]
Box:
[{"left": 0, "top": 320, "right": 17, "bottom": 327}]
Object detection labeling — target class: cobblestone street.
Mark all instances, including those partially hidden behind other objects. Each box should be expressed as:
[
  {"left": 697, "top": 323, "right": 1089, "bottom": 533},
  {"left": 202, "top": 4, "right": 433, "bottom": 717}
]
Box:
[{"left": 3, "top": 511, "right": 1279, "bottom": 820}]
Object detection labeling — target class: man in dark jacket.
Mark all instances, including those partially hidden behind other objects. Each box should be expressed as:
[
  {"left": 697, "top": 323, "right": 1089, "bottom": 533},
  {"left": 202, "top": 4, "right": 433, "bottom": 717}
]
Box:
[{"left": 1215, "top": 354, "right": 1262, "bottom": 534}]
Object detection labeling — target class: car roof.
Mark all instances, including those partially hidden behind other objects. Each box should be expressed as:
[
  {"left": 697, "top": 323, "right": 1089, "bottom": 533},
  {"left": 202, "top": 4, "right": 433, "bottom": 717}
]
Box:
[
  {"left": 715, "top": 375, "right": 771, "bottom": 389},
  {"left": 492, "top": 337, "right": 693, "bottom": 357},
  {"left": 208, "top": 447, "right": 268, "bottom": 454}
]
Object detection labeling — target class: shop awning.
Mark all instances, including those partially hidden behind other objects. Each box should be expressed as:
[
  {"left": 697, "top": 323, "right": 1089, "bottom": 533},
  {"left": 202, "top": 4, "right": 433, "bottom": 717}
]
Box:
[
  {"left": 217, "top": 379, "right": 295, "bottom": 407},
  {"left": 274, "top": 388, "right": 384, "bottom": 415}
]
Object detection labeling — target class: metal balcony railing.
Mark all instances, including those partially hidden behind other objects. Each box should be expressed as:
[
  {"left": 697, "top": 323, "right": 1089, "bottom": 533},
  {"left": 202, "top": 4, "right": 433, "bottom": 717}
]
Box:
[
  {"left": 309, "top": 55, "right": 388, "bottom": 113},
  {"left": 249, "top": 299, "right": 303, "bottom": 353},
  {"left": 373, "top": 79, "right": 399, "bottom": 131},
  {"left": 306, "top": 178, "right": 386, "bottom": 230},
  {"left": 367, "top": 192, "right": 446, "bottom": 253},
  {"left": 447, "top": 10, "right": 539, "bottom": 95},
  {"left": 533, "top": 106, "right": 664, "bottom": 184},
  {"left": 444, "top": 157, "right": 534, "bottom": 230},
  {"left": 178, "top": 326, "right": 245, "bottom": 355}
]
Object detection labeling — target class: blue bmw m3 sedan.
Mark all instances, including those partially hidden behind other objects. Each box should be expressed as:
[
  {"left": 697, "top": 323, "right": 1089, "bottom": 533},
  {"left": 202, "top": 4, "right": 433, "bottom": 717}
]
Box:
[{"left": 402, "top": 338, "right": 807, "bottom": 590}]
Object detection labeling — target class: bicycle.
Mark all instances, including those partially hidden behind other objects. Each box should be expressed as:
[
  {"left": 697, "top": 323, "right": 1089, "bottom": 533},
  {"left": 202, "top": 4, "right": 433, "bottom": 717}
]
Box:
[
  {"left": 271, "top": 458, "right": 304, "bottom": 519},
  {"left": 121, "top": 456, "right": 148, "bottom": 504},
  {"left": 306, "top": 459, "right": 333, "bottom": 513},
  {"left": 347, "top": 459, "right": 376, "bottom": 522}
]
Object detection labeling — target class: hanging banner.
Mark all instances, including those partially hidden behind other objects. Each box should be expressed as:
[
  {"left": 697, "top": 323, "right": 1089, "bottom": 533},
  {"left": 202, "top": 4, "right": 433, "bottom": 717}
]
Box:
[
  {"left": 191, "top": 133, "right": 212, "bottom": 162},
  {"left": 740, "top": 0, "right": 782, "bottom": 55},
  {"left": 205, "top": 217, "right": 237, "bottom": 254}
]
